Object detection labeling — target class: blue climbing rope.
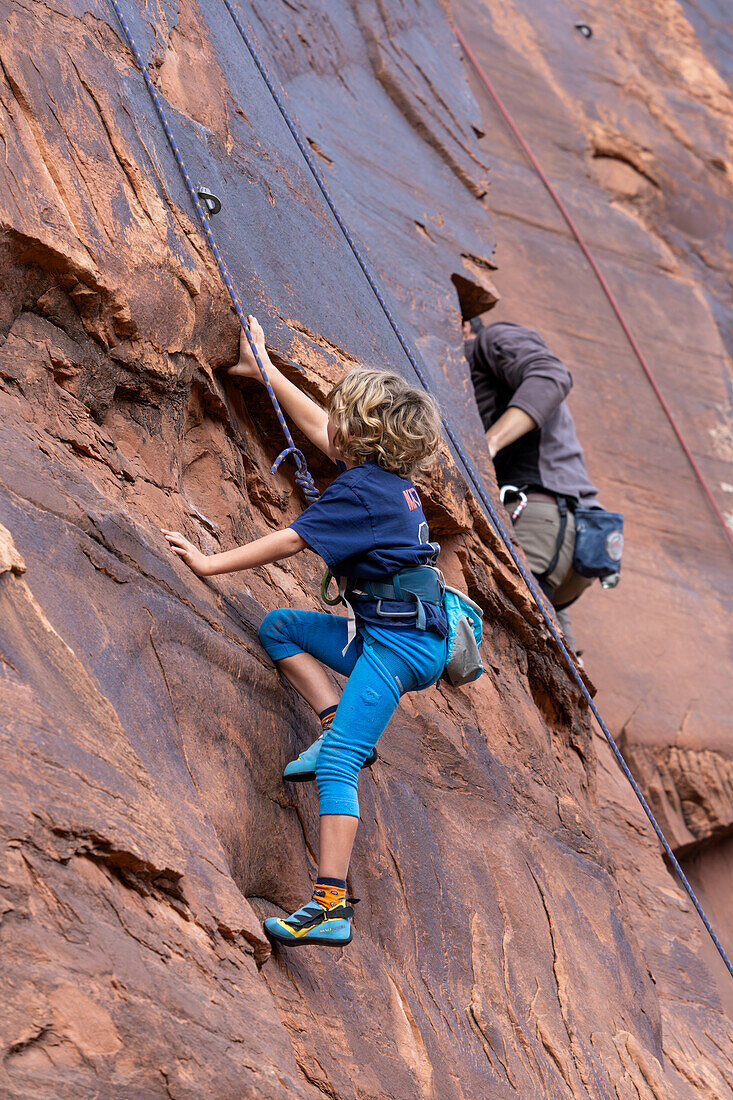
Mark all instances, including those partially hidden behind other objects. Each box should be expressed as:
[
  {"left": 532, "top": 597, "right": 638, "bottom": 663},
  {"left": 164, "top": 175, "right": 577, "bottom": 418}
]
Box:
[
  {"left": 220, "top": 1, "right": 733, "bottom": 981},
  {"left": 107, "top": 0, "right": 318, "bottom": 504}
]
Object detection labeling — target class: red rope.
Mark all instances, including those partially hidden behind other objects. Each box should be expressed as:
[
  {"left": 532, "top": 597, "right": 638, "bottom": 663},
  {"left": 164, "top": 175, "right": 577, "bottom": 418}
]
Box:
[{"left": 455, "top": 26, "right": 733, "bottom": 551}]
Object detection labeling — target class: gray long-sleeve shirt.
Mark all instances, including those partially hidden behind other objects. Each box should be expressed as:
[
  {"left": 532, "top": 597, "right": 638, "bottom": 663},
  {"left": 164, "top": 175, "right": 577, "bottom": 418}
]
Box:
[{"left": 466, "top": 321, "right": 598, "bottom": 502}]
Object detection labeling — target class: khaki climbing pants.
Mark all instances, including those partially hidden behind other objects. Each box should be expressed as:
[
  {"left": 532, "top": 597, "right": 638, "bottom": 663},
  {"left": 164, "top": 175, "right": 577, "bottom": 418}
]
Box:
[{"left": 503, "top": 498, "right": 593, "bottom": 651}]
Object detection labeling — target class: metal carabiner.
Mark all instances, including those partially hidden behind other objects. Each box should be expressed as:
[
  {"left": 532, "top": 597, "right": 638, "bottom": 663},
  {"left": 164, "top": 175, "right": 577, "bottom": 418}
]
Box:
[{"left": 500, "top": 485, "right": 528, "bottom": 523}]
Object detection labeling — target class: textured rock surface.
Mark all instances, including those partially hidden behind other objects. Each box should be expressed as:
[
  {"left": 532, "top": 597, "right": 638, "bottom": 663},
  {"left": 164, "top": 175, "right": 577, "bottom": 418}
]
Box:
[{"left": 0, "top": 1, "right": 731, "bottom": 1098}]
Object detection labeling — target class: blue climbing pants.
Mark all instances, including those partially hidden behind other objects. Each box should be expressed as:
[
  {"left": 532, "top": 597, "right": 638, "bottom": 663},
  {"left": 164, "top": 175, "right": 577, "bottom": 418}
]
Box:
[{"left": 258, "top": 609, "right": 447, "bottom": 818}]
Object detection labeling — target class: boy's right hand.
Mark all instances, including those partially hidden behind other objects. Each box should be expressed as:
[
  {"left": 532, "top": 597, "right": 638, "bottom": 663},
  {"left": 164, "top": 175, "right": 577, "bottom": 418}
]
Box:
[
  {"left": 227, "top": 315, "right": 270, "bottom": 381},
  {"left": 162, "top": 529, "right": 210, "bottom": 576}
]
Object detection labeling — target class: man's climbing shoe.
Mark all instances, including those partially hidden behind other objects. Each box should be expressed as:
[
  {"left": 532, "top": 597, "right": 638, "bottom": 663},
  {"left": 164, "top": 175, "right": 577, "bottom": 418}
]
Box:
[
  {"left": 282, "top": 735, "right": 378, "bottom": 782},
  {"left": 263, "top": 897, "right": 357, "bottom": 948}
]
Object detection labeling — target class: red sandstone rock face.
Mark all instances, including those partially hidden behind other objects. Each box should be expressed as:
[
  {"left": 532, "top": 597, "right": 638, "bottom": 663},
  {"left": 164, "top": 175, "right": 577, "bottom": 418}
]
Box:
[
  {"left": 455, "top": 0, "right": 733, "bottom": 1023},
  {"left": 0, "top": 1, "right": 731, "bottom": 1098}
]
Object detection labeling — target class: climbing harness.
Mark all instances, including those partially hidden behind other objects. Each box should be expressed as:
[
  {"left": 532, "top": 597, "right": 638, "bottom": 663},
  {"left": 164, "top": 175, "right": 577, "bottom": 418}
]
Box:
[
  {"left": 506, "top": 488, "right": 626, "bottom": 590},
  {"left": 336, "top": 565, "right": 446, "bottom": 656},
  {"left": 455, "top": 24, "right": 733, "bottom": 555},
  {"left": 107, "top": 0, "right": 733, "bottom": 978},
  {"left": 350, "top": 567, "right": 445, "bottom": 631},
  {"left": 325, "top": 565, "right": 484, "bottom": 686},
  {"left": 107, "top": 0, "right": 318, "bottom": 504},
  {"left": 536, "top": 495, "right": 570, "bottom": 591}
]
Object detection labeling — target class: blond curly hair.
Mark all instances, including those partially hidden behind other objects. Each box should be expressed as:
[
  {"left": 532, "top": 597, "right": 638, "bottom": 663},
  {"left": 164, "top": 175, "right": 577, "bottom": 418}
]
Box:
[{"left": 327, "top": 368, "right": 442, "bottom": 478}]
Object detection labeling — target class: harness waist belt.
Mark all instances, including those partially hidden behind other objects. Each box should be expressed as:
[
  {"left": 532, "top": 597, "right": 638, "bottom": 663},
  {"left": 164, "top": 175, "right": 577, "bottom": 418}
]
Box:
[
  {"left": 348, "top": 566, "right": 445, "bottom": 630},
  {"left": 503, "top": 487, "right": 564, "bottom": 506}
]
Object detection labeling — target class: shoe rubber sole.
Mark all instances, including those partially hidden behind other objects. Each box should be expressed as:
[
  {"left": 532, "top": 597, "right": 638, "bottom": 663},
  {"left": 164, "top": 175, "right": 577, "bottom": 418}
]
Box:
[{"left": 264, "top": 926, "right": 353, "bottom": 948}]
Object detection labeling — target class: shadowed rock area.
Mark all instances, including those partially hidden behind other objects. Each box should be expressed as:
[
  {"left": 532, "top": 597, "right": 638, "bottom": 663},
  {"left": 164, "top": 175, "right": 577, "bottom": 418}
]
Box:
[{"left": 0, "top": 0, "right": 731, "bottom": 1097}]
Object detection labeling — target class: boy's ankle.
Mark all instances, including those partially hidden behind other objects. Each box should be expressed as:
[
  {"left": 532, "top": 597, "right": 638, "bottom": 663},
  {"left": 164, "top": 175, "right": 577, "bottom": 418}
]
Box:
[
  {"left": 318, "top": 704, "right": 338, "bottom": 732},
  {"left": 313, "top": 877, "right": 347, "bottom": 910}
]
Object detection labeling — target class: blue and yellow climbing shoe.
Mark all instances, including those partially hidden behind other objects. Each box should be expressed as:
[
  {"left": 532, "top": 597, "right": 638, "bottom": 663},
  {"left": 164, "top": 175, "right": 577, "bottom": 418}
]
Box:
[
  {"left": 283, "top": 706, "right": 377, "bottom": 782},
  {"left": 263, "top": 886, "right": 357, "bottom": 948},
  {"left": 282, "top": 735, "right": 378, "bottom": 782},
  {"left": 283, "top": 704, "right": 336, "bottom": 783}
]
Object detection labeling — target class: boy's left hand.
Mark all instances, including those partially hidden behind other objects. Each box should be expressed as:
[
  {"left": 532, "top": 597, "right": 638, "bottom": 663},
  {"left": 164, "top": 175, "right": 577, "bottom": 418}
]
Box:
[
  {"left": 161, "top": 529, "right": 209, "bottom": 576},
  {"left": 227, "top": 315, "right": 269, "bottom": 381}
]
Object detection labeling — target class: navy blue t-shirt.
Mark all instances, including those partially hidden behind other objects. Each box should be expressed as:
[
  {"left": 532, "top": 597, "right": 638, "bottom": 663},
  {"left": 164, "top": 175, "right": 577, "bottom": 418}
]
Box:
[{"left": 290, "top": 461, "right": 447, "bottom": 635}]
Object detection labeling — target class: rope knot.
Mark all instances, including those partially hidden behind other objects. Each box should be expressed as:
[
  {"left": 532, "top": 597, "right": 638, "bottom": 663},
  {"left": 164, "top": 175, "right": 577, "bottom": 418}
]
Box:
[{"left": 271, "top": 447, "right": 319, "bottom": 503}]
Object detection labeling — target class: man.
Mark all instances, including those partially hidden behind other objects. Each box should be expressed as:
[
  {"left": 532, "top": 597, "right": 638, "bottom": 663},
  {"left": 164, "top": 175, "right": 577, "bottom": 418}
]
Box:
[{"left": 464, "top": 318, "right": 597, "bottom": 654}]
